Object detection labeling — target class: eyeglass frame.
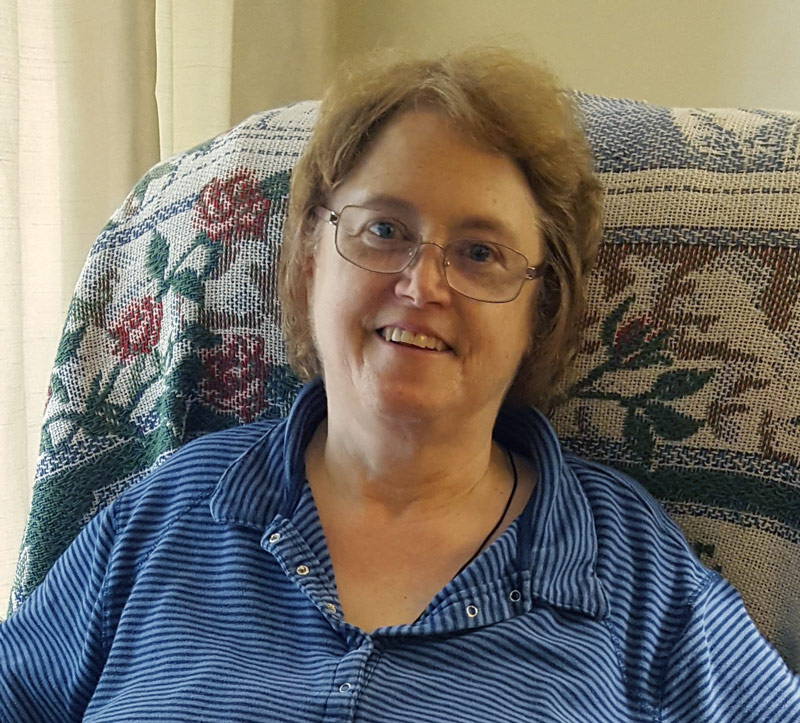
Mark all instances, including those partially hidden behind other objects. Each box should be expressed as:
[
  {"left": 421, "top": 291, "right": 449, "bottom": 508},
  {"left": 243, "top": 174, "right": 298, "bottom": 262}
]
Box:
[{"left": 313, "top": 205, "right": 546, "bottom": 303}]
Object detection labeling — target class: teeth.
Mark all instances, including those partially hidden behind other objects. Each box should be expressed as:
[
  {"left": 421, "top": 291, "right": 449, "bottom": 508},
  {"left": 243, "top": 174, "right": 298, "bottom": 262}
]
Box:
[{"left": 381, "top": 326, "right": 448, "bottom": 351}]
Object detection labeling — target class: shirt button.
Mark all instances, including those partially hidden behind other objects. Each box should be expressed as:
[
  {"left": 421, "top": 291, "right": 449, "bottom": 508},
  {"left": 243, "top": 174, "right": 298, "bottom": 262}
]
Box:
[
  {"left": 296, "top": 565, "right": 310, "bottom": 576},
  {"left": 466, "top": 604, "right": 479, "bottom": 618},
  {"left": 509, "top": 589, "right": 522, "bottom": 602},
  {"left": 326, "top": 603, "right": 337, "bottom": 614},
  {"left": 268, "top": 533, "right": 281, "bottom": 543},
  {"left": 339, "top": 682, "right": 352, "bottom": 693}
]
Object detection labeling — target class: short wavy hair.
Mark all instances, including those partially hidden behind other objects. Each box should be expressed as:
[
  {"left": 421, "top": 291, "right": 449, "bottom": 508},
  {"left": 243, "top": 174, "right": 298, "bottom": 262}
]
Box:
[{"left": 279, "top": 47, "right": 603, "bottom": 413}]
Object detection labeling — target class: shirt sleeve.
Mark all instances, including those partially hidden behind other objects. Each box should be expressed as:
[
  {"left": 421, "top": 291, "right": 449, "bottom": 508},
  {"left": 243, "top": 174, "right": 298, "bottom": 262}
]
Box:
[
  {"left": 660, "top": 574, "right": 800, "bottom": 722},
  {"left": 0, "top": 506, "right": 117, "bottom": 723}
]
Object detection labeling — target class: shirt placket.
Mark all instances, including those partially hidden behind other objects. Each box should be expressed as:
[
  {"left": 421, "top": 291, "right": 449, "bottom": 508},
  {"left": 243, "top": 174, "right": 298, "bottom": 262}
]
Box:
[
  {"left": 323, "top": 628, "right": 375, "bottom": 722},
  {"left": 262, "top": 517, "right": 380, "bottom": 721},
  {"left": 262, "top": 517, "right": 341, "bottom": 624}
]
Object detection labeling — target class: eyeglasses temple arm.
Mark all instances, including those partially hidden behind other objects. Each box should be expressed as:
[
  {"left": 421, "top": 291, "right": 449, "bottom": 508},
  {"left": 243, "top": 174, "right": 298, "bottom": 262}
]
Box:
[{"left": 313, "top": 206, "right": 338, "bottom": 226}]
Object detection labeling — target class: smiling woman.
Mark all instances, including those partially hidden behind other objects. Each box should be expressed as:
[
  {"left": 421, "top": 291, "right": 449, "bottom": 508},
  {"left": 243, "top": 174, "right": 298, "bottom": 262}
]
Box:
[
  {"left": 307, "top": 109, "right": 544, "bottom": 437},
  {"left": 281, "top": 49, "right": 601, "bottom": 414},
  {"left": 2, "top": 47, "right": 799, "bottom": 722}
]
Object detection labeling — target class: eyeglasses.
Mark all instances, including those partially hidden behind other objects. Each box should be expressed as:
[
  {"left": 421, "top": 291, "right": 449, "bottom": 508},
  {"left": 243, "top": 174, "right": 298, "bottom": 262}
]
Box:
[{"left": 314, "top": 205, "right": 545, "bottom": 303}]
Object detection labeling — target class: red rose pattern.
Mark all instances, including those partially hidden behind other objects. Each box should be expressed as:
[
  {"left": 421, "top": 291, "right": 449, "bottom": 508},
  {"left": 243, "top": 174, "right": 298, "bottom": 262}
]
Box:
[
  {"left": 193, "top": 170, "right": 271, "bottom": 244},
  {"left": 614, "top": 317, "right": 647, "bottom": 349},
  {"left": 200, "top": 334, "right": 267, "bottom": 422},
  {"left": 110, "top": 296, "right": 163, "bottom": 362},
  {"left": 612, "top": 316, "right": 662, "bottom": 364}
]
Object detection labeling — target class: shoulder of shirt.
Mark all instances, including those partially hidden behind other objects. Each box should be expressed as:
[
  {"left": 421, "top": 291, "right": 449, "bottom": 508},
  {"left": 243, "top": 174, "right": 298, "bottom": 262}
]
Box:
[
  {"left": 564, "top": 454, "right": 715, "bottom": 613},
  {"left": 561, "top": 451, "right": 723, "bottom": 697},
  {"left": 500, "top": 405, "right": 713, "bottom": 599},
  {"left": 563, "top": 451, "right": 712, "bottom": 587},
  {"left": 106, "top": 417, "right": 286, "bottom": 532}
]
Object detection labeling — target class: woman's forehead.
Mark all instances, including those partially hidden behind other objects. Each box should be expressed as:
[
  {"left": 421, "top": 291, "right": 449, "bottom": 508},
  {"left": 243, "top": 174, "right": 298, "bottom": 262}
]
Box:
[{"left": 327, "top": 111, "right": 542, "bottom": 240}]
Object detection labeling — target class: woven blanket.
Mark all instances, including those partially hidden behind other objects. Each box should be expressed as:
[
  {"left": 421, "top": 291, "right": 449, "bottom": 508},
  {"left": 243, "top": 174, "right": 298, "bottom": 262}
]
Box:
[{"left": 10, "top": 95, "right": 800, "bottom": 670}]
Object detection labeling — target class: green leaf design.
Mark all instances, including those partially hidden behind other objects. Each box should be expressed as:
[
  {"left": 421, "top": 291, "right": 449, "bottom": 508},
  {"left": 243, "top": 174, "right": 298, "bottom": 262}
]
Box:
[
  {"left": 170, "top": 270, "right": 204, "bottom": 304},
  {"left": 133, "top": 163, "right": 174, "bottom": 202},
  {"left": 601, "top": 296, "right": 635, "bottom": 348},
  {"left": 185, "top": 401, "right": 239, "bottom": 435},
  {"left": 643, "top": 402, "right": 703, "bottom": 440},
  {"left": 49, "top": 375, "right": 68, "bottom": 403},
  {"left": 54, "top": 325, "right": 87, "bottom": 366},
  {"left": 621, "top": 351, "right": 673, "bottom": 371},
  {"left": 39, "top": 427, "right": 54, "bottom": 454},
  {"left": 67, "top": 271, "right": 114, "bottom": 324},
  {"left": 81, "top": 402, "right": 137, "bottom": 438},
  {"left": 183, "top": 323, "right": 222, "bottom": 349},
  {"left": 167, "top": 355, "right": 203, "bottom": 396},
  {"left": 70, "top": 298, "right": 101, "bottom": 324},
  {"left": 147, "top": 232, "right": 170, "bottom": 281},
  {"left": 149, "top": 418, "right": 183, "bottom": 453},
  {"left": 650, "top": 368, "right": 715, "bottom": 401},
  {"left": 200, "top": 235, "right": 224, "bottom": 277},
  {"left": 570, "top": 297, "right": 715, "bottom": 460},
  {"left": 623, "top": 408, "right": 655, "bottom": 465},
  {"left": 259, "top": 170, "right": 292, "bottom": 200}
]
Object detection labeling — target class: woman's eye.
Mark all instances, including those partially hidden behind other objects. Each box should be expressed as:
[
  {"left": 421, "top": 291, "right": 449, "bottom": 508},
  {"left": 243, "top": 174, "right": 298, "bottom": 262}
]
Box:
[
  {"left": 464, "top": 242, "right": 497, "bottom": 263},
  {"left": 366, "top": 221, "right": 397, "bottom": 240}
]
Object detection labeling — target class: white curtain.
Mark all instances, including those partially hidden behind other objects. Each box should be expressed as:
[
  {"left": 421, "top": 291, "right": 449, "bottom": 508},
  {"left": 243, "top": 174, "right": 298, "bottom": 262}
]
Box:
[{"left": 0, "top": 0, "right": 335, "bottom": 616}]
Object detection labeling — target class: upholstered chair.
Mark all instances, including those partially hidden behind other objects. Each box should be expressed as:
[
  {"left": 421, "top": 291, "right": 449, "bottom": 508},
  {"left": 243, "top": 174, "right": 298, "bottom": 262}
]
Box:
[{"left": 10, "top": 95, "right": 800, "bottom": 670}]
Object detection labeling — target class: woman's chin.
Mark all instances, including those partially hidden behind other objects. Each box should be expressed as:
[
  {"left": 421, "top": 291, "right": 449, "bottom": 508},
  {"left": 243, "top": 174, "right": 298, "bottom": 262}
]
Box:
[
  {"left": 322, "top": 348, "right": 465, "bottom": 424},
  {"left": 356, "top": 373, "right": 458, "bottom": 424}
]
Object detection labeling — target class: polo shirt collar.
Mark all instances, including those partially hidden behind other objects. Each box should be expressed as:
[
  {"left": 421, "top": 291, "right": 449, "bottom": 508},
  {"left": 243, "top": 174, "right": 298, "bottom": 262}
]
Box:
[
  {"left": 209, "top": 379, "right": 324, "bottom": 527},
  {"left": 210, "top": 378, "right": 607, "bottom": 620},
  {"left": 494, "top": 403, "right": 608, "bottom": 618}
]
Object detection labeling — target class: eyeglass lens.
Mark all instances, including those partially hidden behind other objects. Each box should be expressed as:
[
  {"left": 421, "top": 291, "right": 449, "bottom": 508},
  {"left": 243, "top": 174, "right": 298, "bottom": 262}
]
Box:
[{"left": 333, "top": 206, "right": 532, "bottom": 303}]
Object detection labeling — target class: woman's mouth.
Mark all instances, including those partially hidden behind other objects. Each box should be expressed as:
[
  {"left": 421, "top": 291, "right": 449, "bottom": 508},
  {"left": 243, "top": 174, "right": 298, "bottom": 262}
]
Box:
[{"left": 379, "top": 326, "right": 451, "bottom": 352}]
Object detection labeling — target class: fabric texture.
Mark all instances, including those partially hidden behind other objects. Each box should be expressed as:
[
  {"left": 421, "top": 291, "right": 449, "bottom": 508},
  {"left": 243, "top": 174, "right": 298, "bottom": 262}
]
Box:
[
  {"left": 552, "top": 96, "right": 800, "bottom": 667},
  {"left": 0, "top": 0, "right": 160, "bottom": 614},
  {"left": 0, "top": 0, "right": 336, "bottom": 614},
  {"left": 8, "top": 95, "right": 800, "bottom": 676},
  {"left": 2, "top": 378, "right": 798, "bottom": 722}
]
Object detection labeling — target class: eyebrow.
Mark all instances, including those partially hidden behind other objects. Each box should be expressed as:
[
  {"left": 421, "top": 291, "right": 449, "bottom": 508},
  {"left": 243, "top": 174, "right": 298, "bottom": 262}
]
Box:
[
  {"left": 454, "top": 215, "right": 518, "bottom": 239},
  {"left": 354, "top": 194, "right": 418, "bottom": 216}
]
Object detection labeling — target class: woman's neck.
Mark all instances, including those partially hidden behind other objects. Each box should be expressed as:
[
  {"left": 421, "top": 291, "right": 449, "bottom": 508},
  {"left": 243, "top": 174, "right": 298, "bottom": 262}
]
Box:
[{"left": 306, "top": 401, "right": 507, "bottom": 520}]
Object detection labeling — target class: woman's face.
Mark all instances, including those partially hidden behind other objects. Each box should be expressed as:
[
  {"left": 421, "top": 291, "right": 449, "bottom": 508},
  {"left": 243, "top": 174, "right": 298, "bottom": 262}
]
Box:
[{"left": 307, "top": 109, "right": 545, "bottom": 428}]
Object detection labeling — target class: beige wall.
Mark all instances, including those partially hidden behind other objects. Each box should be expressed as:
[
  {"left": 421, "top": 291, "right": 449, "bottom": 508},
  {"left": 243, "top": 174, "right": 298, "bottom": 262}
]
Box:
[
  {"left": 329, "top": 0, "right": 800, "bottom": 111},
  {"left": 181, "top": 0, "right": 800, "bottom": 151},
  {"left": 231, "top": 0, "right": 337, "bottom": 124}
]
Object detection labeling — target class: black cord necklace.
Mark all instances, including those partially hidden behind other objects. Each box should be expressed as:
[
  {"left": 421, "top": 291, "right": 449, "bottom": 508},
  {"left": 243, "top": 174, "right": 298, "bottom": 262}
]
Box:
[{"left": 455, "top": 449, "right": 518, "bottom": 578}]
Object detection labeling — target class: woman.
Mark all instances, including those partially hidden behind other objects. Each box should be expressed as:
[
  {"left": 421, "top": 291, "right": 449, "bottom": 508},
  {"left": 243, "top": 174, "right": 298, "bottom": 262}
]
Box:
[{"left": 2, "top": 49, "right": 799, "bottom": 722}]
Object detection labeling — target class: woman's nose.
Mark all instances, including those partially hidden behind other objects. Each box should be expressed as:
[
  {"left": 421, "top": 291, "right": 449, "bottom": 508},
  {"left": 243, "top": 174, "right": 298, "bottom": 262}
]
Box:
[{"left": 394, "top": 242, "right": 452, "bottom": 306}]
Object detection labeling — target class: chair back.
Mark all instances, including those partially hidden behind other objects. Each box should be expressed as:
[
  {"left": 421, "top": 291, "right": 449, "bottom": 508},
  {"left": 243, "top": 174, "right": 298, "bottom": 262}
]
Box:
[{"left": 11, "top": 96, "right": 800, "bottom": 670}]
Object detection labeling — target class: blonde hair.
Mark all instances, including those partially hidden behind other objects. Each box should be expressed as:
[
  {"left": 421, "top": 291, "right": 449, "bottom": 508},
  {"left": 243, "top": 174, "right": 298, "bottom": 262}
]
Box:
[{"left": 279, "top": 47, "right": 603, "bottom": 413}]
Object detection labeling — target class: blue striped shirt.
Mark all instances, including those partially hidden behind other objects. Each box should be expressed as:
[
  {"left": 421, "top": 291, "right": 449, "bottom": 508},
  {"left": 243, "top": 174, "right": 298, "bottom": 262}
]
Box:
[{"left": 2, "top": 379, "right": 799, "bottom": 722}]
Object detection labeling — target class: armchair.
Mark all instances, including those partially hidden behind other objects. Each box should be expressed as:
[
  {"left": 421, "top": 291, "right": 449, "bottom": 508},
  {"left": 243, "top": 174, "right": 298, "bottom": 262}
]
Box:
[{"left": 10, "top": 94, "right": 800, "bottom": 670}]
